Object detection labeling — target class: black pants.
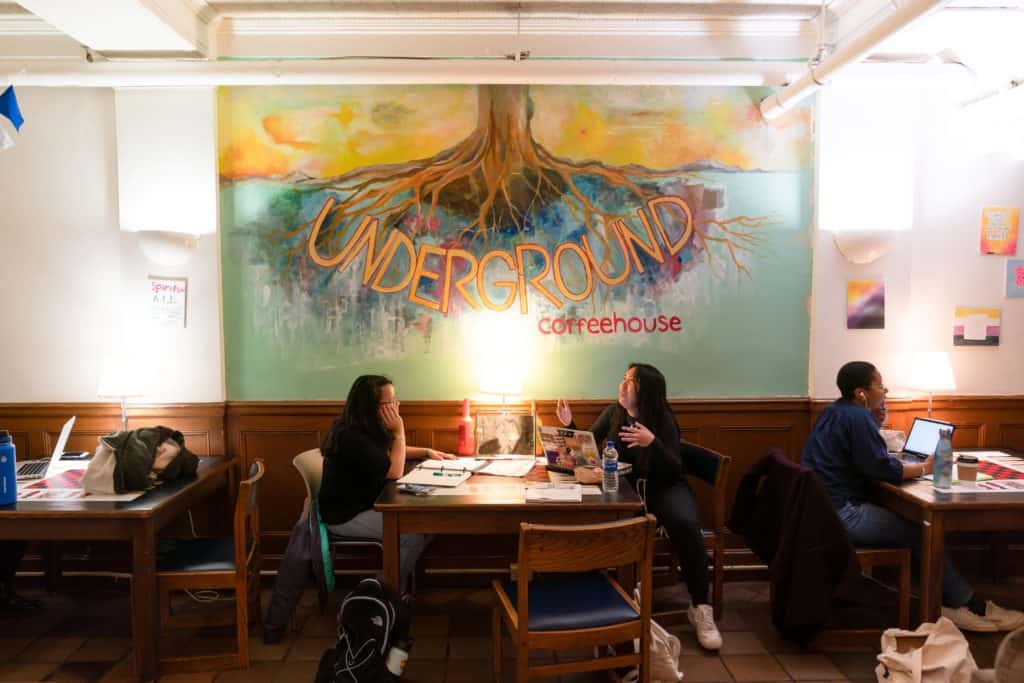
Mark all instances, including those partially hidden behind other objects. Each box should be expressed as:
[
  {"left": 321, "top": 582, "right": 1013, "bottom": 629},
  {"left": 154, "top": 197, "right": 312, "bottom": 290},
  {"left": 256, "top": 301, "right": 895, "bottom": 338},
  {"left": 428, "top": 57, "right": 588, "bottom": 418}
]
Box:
[
  {"left": 0, "top": 541, "right": 26, "bottom": 584},
  {"left": 647, "top": 479, "right": 709, "bottom": 606}
]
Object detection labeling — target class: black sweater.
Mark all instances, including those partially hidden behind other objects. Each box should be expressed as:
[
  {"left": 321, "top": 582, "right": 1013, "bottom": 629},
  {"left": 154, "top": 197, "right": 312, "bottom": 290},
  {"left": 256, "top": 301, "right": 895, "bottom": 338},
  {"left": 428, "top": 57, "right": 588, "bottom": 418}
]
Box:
[
  {"left": 318, "top": 428, "right": 391, "bottom": 526},
  {"left": 585, "top": 403, "right": 684, "bottom": 488}
]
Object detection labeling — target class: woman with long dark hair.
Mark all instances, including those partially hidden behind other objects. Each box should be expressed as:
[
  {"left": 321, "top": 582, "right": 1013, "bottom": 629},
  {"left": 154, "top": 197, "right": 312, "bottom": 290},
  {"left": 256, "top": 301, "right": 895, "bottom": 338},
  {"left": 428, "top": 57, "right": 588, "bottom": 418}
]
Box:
[
  {"left": 557, "top": 362, "right": 723, "bottom": 650},
  {"left": 319, "top": 374, "right": 455, "bottom": 594}
]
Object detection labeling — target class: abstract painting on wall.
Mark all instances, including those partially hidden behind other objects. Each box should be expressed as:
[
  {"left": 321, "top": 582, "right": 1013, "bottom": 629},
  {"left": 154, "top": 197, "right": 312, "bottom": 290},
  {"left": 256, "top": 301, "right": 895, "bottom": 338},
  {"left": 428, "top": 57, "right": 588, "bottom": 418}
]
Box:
[
  {"left": 847, "top": 280, "right": 885, "bottom": 329},
  {"left": 217, "top": 84, "right": 815, "bottom": 399},
  {"left": 979, "top": 207, "right": 1019, "bottom": 255},
  {"left": 953, "top": 306, "right": 1001, "bottom": 346},
  {"left": 1008, "top": 259, "right": 1024, "bottom": 298}
]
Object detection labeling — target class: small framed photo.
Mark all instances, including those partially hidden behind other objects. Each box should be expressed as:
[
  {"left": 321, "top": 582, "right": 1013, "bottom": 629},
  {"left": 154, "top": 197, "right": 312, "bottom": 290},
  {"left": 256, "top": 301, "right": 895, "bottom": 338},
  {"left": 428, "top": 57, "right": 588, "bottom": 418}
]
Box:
[{"left": 475, "top": 409, "right": 535, "bottom": 456}]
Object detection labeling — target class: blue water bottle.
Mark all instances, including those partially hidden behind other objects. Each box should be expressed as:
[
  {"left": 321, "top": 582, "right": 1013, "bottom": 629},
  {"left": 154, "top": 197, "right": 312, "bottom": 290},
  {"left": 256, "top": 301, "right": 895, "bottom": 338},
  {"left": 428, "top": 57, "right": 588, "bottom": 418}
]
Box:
[{"left": 0, "top": 430, "right": 16, "bottom": 506}]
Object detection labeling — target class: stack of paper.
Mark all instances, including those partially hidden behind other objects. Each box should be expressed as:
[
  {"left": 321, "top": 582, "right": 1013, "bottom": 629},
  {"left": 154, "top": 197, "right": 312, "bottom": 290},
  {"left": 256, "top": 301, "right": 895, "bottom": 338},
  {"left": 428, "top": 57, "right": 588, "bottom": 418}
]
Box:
[
  {"left": 479, "top": 459, "right": 536, "bottom": 477},
  {"left": 524, "top": 484, "right": 582, "bottom": 502}
]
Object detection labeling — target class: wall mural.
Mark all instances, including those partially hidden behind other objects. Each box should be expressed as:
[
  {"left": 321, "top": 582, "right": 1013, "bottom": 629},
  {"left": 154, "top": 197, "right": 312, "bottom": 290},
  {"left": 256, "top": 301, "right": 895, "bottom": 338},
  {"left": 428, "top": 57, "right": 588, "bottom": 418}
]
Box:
[{"left": 219, "top": 85, "right": 813, "bottom": 400}]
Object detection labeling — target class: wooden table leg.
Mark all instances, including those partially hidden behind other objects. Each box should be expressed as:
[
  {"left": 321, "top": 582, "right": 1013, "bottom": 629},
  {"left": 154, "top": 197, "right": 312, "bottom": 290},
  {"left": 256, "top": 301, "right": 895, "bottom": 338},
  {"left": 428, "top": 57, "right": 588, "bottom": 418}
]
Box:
[
  {"left": 131, "top": 520, "right": 159, "bottom": 682},
  {"left": 919, "top": 515, "right": 944, "bottom": 623},
  {"left": 382, "top": 512, "right": 400, "bottom": 593}
]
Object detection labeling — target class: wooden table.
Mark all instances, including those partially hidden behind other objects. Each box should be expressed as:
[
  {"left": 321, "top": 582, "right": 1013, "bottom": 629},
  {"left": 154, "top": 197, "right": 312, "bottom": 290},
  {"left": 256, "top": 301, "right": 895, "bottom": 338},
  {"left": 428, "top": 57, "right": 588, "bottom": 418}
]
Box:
[
  {"left": 0, "top": 456, "right": 234, "bottom": 682},
  {"left": 875, "top": 449, "right": 1024, "bottom": 623},
  {"left": 375, "top": 466, "right": 644, "bottom": 591}
]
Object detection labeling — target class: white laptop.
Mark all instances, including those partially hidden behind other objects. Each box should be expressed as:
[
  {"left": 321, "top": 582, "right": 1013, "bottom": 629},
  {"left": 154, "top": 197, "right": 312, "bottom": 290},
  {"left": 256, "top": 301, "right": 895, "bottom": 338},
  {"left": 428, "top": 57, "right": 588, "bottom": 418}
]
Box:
[
  {"left": 895, "top": 417, "right": 956, "bottom": 461},
  {"left": 16, "top": 417, "right": 89, "bottom": 480}
]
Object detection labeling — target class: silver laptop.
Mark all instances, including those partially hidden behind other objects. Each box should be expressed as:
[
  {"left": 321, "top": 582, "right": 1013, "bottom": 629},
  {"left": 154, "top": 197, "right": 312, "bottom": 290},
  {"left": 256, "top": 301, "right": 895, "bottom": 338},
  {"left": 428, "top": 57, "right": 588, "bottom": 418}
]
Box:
[
  {"left": 896, "top": 417, "right": 955, "bottom": 461},
  {"left": 16, "top": 417, "right": 87, "bottom": 480}
]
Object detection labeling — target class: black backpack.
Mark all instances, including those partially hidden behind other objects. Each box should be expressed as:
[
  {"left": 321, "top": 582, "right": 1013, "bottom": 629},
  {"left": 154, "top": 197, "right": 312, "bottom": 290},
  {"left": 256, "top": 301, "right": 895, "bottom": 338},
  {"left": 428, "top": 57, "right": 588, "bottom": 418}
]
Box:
[{"left": 316, "top": 578, "right": 411, "bottom": 683}]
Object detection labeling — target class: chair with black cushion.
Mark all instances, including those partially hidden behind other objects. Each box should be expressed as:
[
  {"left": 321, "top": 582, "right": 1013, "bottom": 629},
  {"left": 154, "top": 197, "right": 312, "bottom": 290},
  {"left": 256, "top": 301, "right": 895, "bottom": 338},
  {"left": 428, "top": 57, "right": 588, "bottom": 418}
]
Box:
[
  {"left": 293, "top": 448, "right": 383, "bottom": 578},
  {"left": 156, "top": 459, "right": 264, "bottom": 673},
  {"left": 642, "top": 441, "right": 732, "bottom": 620},
  {"left": 491, "top": 514, "right": 657, "bottom": 683}
]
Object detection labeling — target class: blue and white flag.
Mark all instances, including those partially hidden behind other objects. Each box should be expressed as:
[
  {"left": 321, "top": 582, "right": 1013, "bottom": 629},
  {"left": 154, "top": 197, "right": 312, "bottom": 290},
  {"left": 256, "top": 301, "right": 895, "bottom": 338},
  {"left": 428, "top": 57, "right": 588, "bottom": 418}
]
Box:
[{"left": 0, "top": 86, "right": 25, "bottom": 131}]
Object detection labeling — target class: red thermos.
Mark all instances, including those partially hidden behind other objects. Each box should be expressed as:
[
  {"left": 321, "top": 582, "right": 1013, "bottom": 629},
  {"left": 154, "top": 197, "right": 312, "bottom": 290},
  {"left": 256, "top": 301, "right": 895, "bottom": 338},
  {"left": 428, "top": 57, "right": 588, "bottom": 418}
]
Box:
[{"left": 456, "top": 399, "right": 474, "bottom": 456}]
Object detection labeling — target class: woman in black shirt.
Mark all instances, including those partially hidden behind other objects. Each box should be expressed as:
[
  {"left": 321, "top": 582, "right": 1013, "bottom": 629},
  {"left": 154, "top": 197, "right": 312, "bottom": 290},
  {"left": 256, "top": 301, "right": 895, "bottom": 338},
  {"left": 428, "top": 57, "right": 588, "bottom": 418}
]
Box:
[
  {"left": 557, "top": 362, "right": 722, "bottom": 650},
  {"left": 319, "top": 374, "right": 454, "bottom": 593}
]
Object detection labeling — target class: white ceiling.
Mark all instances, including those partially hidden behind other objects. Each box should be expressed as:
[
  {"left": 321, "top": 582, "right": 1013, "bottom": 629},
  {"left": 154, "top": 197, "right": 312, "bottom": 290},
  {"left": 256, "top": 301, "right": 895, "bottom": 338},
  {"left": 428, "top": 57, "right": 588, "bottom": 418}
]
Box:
[{"left": 0, "top": 0, "right": 1021, "bottom": 93}]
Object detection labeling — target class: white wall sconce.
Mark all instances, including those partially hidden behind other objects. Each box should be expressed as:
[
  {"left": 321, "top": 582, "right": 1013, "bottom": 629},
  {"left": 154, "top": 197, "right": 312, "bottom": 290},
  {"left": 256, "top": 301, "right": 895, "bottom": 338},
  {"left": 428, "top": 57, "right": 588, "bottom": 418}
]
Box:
[
  {"left": 832, "top": 230, "right": 896, "bottom": 265},
  {"left": 136, "top": 230, "right": 201, "bottom": 267}
]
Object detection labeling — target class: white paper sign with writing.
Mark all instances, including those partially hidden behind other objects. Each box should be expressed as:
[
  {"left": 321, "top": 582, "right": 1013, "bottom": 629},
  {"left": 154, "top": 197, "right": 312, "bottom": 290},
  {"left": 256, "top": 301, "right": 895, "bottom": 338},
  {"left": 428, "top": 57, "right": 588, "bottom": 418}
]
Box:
[{"left": 149, "top": 276, "right": 188, "bottom": 328}]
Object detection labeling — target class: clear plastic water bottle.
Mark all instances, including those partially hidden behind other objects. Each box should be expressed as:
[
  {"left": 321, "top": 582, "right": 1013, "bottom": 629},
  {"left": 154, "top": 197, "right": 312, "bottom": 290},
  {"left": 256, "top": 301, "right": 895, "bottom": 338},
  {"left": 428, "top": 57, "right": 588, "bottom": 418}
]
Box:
[
  {"left": 0, "top": 430, "right": 16, "bottom": 506},
  {"left": 933, "top": 427, "right": 954, "bottom": 491},
  {"left": 602, "top": 441, "right": 619, "bottom": 493}
]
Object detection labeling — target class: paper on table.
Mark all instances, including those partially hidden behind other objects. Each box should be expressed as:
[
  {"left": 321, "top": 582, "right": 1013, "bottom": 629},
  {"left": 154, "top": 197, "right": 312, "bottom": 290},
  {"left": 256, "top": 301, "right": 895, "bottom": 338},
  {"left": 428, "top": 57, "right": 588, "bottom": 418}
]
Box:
[
  {"left": 525, "top": 484, "right": 582, "bottom": 502},
  {"left": 417, "top": 458, "right": 485, "bottom": 472},
  {"left": 478, "top": 459, "right": 535, "bottom": 477},
  {"left": 580, "top": 486, "right": 603, "bottom": 496},
  {"left": 963, "top": 314, "right": 989, "bottom": 341},
  {"left": 398, "top": 468, "right": 471, "bottom": 487}
]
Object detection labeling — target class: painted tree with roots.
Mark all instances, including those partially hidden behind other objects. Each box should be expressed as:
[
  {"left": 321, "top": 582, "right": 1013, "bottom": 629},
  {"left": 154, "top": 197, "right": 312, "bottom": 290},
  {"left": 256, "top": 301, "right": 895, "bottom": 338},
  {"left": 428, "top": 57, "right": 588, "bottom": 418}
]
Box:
[{"left": 278, "top": 84, "right": 769, "bottom": 276}]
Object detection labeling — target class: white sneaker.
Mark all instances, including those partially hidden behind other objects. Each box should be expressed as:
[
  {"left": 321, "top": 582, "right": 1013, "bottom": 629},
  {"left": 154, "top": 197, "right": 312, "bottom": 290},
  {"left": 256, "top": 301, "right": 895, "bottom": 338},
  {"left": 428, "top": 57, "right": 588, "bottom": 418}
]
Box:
[
  {"left": 687, "top": 604, "right": 723, "bottom": 650},
  {"left": 941, "top": 606, "right": 999, "bottom": 632},
  {"left": 985, "top": 601, "right": 1024, "bottom": 631}
]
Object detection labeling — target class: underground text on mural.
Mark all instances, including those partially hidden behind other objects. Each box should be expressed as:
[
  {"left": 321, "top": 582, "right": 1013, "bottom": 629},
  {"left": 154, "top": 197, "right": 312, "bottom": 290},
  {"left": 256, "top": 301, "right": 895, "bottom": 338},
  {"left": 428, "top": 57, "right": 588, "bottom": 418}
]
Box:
[{"left": 219, "top": 84, "right": 814, "bottom": 399}]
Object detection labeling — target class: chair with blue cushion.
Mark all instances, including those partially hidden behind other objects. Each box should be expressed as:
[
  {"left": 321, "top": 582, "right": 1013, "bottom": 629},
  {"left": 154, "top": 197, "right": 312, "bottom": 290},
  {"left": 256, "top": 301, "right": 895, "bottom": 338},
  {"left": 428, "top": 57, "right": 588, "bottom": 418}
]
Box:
[
  {"left": 491, "top": 514, "right": 657, "bottom": 683},
  {"left": 156, "top": 459, "right": 264, "bottom": 673},
  {"left": 293, "top": 448, "right": 383, "bottom": 580}
]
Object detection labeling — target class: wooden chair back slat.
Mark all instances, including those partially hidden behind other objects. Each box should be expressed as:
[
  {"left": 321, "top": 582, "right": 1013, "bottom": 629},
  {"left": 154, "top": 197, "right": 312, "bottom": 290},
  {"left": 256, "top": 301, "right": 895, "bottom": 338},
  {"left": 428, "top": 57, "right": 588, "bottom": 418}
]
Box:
[{"left": 519, "top": 515, "right": 654, "bottom": 573}]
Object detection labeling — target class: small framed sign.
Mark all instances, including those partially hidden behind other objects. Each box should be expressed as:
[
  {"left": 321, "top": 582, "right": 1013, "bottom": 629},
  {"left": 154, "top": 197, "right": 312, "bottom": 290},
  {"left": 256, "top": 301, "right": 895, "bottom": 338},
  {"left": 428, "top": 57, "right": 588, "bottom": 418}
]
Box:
[{"left": 149, "top": 276, "right": 188, "bottom": 328}]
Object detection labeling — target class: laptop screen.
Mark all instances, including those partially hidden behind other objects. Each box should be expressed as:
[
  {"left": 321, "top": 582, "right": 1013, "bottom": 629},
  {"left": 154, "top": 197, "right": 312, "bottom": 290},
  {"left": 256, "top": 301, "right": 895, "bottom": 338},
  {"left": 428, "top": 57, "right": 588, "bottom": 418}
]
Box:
[{"left": 903, "top": 417, "right": 954, "bottom": 458}]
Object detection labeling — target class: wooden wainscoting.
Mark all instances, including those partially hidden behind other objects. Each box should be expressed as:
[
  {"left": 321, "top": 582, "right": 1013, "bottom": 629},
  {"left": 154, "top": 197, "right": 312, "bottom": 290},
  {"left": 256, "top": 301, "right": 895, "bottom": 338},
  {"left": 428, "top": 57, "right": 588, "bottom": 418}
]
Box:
[{"left": 3, "top": 396, "right": 1024, "bottom": 580}]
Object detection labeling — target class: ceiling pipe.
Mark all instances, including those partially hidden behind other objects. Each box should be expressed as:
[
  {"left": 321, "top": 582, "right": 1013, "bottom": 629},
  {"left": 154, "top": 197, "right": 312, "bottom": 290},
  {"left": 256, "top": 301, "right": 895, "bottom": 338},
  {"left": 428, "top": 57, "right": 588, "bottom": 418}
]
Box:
[
  {"left": 0, "top": 58, "right": 800, "bottom": 87},
  {"left": 759, "top": 0, "right": 952, "bottom": 120},
  {"left": 0, "top": 57, "right": 971, "bottom": 88}
]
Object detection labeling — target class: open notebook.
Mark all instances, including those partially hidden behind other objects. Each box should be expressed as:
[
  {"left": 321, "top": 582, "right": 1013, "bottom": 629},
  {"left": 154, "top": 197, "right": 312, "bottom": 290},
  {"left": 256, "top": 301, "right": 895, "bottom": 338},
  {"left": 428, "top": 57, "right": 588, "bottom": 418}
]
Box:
[{"left": 398, "top": 462, "right": 476, "bottom": 487}]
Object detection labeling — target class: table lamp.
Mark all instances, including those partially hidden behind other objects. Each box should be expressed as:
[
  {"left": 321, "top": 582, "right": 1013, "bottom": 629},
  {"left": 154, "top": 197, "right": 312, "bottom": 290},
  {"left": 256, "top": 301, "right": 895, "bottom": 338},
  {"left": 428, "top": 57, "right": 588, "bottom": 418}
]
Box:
[
  {"left": 909, "top": 351, "right": 956, "bottom": 418},
  {"left": 479, "top": 366, "right": 523, "bottom": 406},
  {"left": 97, "top": 354, "right": 145, "bottom": 432}
]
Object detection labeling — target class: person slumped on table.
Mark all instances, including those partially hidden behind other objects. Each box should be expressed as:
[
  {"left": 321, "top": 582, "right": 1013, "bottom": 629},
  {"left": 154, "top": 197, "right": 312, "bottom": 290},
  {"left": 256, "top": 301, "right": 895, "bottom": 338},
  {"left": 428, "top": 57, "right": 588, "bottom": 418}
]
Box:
[
  {"left": 318, "top": 374, "right": 455, "bottom": 595},
  {"left": 556, "top": 362, "right": 723, "bottom": 650},
  {"left": 802, "top": 360, "right": 1024, "bottom": 633}
]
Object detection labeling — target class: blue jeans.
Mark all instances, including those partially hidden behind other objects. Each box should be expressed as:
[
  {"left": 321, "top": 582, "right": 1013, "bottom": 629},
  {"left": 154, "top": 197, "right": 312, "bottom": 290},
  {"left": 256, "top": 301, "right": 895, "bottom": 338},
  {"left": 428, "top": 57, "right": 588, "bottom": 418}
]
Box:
[
  {"left": 327, "top": 509, "right": 432, "bottom": 594},
  {"left": 836, "top": 501, "right": 973, "bottom": 609}
]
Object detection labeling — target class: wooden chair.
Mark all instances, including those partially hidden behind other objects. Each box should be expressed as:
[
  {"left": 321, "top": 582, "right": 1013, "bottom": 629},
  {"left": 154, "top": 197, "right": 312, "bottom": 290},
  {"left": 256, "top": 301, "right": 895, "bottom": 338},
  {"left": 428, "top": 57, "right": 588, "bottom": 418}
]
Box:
[
  {"left": 293, "top": 448, "right": 383, "bottom": 576},
  {"left": 155, "top": 459, "right": 264, "bottom": 673},
  {"left": 645, "top": 441, "right": 732, "bottom": 620},
  {"left": 491, "top": 514, "right": 657, "bottom": 683}
]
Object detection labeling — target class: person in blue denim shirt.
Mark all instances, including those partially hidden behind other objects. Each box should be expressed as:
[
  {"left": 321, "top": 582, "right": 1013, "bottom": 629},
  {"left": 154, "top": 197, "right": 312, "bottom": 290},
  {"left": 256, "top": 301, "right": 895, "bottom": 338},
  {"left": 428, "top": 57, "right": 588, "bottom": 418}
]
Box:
[{"left": 803, "top": 361, "right": 1024, "bottom": 632}]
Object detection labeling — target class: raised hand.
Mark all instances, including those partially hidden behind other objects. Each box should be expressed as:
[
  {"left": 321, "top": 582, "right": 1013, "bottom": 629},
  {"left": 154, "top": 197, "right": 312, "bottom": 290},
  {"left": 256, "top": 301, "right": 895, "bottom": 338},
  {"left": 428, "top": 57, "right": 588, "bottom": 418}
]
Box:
[
  {"left": 379, "top": 401, "right": 404, "bottom": 434},
  {"left": 619, "top": 422, "right": 654, "bottom": 448},
  {"left": 556, "top": 398, "right": 573, "bottom": 427}
]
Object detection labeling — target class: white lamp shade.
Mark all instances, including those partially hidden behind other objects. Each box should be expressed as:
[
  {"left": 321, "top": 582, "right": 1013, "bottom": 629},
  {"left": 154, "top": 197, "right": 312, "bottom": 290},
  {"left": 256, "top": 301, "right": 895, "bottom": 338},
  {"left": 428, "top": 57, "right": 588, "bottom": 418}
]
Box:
[
  {"left": 136, "top": 230, "right": 200, "bottom": 267},
  {"left": 97, "top": 354, "right": 146, "bottom": 398},
  {"left": 909, "top": 352, "right": 957, "bottom": 393}
]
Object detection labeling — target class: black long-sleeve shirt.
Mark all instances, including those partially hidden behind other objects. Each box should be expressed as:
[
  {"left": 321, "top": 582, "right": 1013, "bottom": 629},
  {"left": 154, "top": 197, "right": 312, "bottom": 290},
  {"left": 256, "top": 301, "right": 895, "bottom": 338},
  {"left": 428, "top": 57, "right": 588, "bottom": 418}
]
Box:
[
  {"left": 319, "top": 428, "right": 391, "bottom": 525},
  {"left": 586, "top": 403, "right": 684, "bottom": 486}
]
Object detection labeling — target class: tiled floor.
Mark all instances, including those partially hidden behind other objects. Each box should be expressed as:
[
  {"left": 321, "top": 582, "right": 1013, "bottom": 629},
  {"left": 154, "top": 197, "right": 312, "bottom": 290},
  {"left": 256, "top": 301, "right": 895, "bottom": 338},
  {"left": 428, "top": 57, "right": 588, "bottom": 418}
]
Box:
[{"left": 0, "top": 577, "right": 1018, "bottom": 682}]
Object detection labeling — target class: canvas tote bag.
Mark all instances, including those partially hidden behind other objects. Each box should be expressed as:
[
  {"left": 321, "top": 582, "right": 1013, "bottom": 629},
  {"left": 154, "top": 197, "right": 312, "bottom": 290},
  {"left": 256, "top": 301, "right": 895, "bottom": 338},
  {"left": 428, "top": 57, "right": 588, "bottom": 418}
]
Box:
[
  {"left": 875, "top": 616, "right": 977, "bottom": 683},
  {"left": 618, "top": 586, "right": 684, "bottom": 683}
]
